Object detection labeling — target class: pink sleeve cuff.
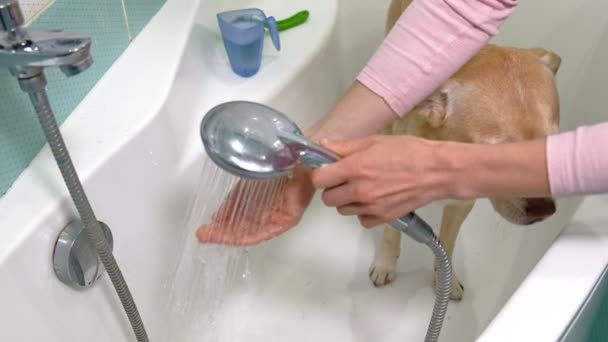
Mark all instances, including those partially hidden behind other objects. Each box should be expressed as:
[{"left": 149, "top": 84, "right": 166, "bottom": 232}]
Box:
[{"left": 547, "top": 122, "right": 608, "bottom": 196}]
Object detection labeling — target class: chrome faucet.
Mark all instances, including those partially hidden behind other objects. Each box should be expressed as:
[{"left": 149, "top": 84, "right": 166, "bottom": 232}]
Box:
[{"left": 0, "top": 0, "right": 92, "bottom": 83}]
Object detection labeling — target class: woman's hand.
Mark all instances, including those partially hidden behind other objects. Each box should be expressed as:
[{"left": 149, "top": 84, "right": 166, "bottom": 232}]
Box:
[
  {"left": 193, "top": 80, "right": 420, "bottom": 244},
  {"left": 311, "top": 135, "right": 454, "bottom": 228},
  {"left": 196, "top": 165, "right": 315, "bottom": 245}
]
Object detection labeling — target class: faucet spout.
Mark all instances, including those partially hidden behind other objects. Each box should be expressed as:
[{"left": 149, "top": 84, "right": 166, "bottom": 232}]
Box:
[
  {"left": 1, "top": 29, "right": 93, "bottom": 77},
  {"left": 0, "top": 0, "right": 93, "bottom": 78}
]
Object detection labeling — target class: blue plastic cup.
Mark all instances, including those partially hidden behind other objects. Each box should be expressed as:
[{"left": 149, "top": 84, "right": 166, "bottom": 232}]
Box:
[{"left": 217, "top": 8, "right": 281, "bottom": 77}]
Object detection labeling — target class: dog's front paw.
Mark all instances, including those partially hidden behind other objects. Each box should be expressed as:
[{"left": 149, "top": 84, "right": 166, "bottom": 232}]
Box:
[
  {"left": 433, "top": 268, "right": 464, "bottom": 301},
  {"left": 369, "top": 255, "right": 397, "bottom": 287}
]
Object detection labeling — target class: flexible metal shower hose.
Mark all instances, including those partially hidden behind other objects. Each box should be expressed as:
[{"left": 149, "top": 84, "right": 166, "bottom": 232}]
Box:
[
  {"left": 28, "top": 86, "right": 149, "bottom": 342},
  {"left": 424, "top": 236, "right": 451, "bottom": 342},
  {"left": 389, "top": 213, "right": 451, "bottom": 342}
]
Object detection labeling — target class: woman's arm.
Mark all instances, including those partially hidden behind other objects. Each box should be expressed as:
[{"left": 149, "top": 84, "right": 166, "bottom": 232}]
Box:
[
  {"left": 304, "top": 81, "right": 397, "bottom": 142},
  {"left": 306, "top": 0, "right": 518, "bottom": 142},
  {"left": 446, "top": 138, "right": 552, "bottom": 199},
  {"left": 310, "top": 135, "right": 550, "bottom": 227},
  {"left": 310, "top": 123, "right": 608, "bottom": 227},
  {"left": 444, "top": 122, "right": 608, "bottom": 199},
  {"left": 358, "top": 0, "right": 518, "bottom": 116}
]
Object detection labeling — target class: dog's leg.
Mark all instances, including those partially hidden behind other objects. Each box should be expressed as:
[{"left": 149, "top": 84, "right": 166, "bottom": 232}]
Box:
[
  {"left": 434, "top": 200, "right": 475, "bottom": 300},
  {"left": 367, "top": 124, "right": 403, "bottom": 286},
  {"left": 369, "top": 225, "right": 402, "bottom": 286}
]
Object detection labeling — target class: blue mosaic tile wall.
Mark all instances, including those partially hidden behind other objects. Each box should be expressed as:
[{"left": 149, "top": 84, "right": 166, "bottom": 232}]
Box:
[{"left": 0, "top": 0, "right": 167, "bottom": 196}]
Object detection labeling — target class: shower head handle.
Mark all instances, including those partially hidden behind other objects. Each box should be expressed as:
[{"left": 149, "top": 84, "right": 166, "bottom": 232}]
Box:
[{"left": 276, "top": 131, "right": 340, "bottom": 168}]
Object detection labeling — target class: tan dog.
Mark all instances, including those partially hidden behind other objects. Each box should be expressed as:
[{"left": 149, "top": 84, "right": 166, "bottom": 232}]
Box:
[{"left": 370, "top": 0, "right": 561, "bottom": 300}]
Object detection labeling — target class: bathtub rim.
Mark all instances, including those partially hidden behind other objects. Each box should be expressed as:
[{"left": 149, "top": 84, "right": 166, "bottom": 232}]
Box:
[
  {"left": 478, "top": 194, "right": 608, "bottom": 341},
  {"left": 559, "top": 260, "right": 608, "bottom": 340}
]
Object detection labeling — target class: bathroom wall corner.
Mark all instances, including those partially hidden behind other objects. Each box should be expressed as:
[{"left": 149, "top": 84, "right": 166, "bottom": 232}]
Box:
[{"left": 123, "top": 0, "right": 167, "bottom": 39}]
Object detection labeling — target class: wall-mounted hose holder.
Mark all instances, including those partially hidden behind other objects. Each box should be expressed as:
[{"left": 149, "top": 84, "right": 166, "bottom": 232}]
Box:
[{"left": 53, "top": 220, "right": 114, "bottom": 289}]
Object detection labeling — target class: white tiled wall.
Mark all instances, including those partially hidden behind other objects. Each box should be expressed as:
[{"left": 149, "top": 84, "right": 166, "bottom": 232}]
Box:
[{"left": 19, "top": 0, "right": 55, "bottom": 24}]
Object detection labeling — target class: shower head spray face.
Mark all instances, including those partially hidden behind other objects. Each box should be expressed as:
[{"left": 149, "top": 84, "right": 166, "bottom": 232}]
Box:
[{"left": 200, "top": 101, "right": 338, "bottom": 180}]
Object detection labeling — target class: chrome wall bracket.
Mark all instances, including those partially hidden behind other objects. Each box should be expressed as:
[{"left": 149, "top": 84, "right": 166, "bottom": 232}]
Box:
[{"left": 53, "top": 220, "right": 114, "bottom": 290}]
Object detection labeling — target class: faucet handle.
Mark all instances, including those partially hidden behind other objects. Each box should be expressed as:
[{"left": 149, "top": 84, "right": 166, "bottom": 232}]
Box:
[{"left": 0, "top": 0, "right": 24, "bottom": 33}]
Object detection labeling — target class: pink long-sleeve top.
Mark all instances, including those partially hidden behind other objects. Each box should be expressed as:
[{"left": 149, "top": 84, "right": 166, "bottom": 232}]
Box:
[{"left": 357, "top": 0, "right": 608, "bottom": 196}]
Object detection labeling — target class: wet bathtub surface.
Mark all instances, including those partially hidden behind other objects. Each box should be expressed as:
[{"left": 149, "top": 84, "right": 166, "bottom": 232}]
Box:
[{"left": 165, "top": 190, "right": 571, "bottom": 341}]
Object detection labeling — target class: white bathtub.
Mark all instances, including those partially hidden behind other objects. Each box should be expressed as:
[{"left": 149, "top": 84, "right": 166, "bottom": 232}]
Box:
[{"left": 1, "top": 0, "right": 607, "bottom": 341}]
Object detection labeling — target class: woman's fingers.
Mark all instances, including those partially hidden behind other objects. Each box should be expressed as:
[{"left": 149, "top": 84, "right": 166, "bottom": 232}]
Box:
[
  {"left": 321, "top": 182, "right": 360, "bottom": 207},
  {"left": 310, "top": 162, "right": 350, "bottom": 189},
  {"left": 358, "top": 215, "right": 383, "bottom": 229},
  {"left": 336, "top": 202, "right": 369, "bottom": 216},
  {"left": 319, "top": 137, "right": 376, "bottom": 157},
  {"left": 311, "top": 137, "right": 377, "bottom": 189},
  {"left": 197, "top": 207, "right": 296, "bottom": 246},
  {"left": 197, "top": 166, "right": 315, "bottom": 246},
  {"left": 196, "top": 224, "right": 228, "bottom": 244},
  {"left": 336, "top": 192, "right": 424, "bottom": 224}
]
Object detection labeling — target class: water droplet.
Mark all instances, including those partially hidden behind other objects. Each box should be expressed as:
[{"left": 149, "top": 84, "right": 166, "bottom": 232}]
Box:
[
  {"left": 148, "top": 151, "right": 159, "bottom": 166},
  {"left": 208, "top": 313, "right": 217, "bottom": 327},
  {"left": 242, "top": 269, "right": 251, "bottom": 279}
]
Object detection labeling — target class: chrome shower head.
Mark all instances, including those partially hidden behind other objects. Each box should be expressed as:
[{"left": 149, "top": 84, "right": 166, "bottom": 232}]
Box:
[{"left": 200, "top": 101, "right": 339, "bottom": 180}]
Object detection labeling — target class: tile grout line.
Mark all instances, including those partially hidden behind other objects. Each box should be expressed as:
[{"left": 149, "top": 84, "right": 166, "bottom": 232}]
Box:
[
  {"left": 24, "top": 0, "right": 56, "bottom": 27},
  {"left": 119, "top": 0, "right": 133, "bottom": 42}
]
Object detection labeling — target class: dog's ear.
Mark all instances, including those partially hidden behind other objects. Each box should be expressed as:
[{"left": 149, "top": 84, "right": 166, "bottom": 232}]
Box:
[
  {"left": 413, "top": 80, "right": 460, "bottom": 128},
  {"left": 529, "top": 48, "right": 561, "bottom": 74}
]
